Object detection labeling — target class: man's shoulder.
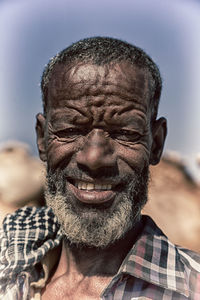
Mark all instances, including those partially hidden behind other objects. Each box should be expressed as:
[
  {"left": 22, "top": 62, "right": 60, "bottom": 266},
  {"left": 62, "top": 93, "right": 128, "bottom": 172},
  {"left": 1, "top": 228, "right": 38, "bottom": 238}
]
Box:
[
  {"left": 175, "top": 247, "right": 200, "bottom": 298},
  {"left": 0, "top": 205, "right": 62, "bottom": 260},
  {"left": 143, "top": 215, "right": 200, "bottom": 270},
  {"left": 0, "top": 206, "right": 63, "bottom": 299},
  {"left": 134, "top": 216, "right": 200, "bottom": 297},
  {"left": 0, "top": 205, "right": 62, "bottom": 251},
  {"left": 177, "top": 246, "right": 200, "bottom": 272}
]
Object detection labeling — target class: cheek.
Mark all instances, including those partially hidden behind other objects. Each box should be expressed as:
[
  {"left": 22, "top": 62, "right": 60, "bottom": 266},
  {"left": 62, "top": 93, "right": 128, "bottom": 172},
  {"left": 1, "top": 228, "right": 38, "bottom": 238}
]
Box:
[
  {"left": 46, "top": 138, "right": 77, "bottom": 171},
  {"left": 117, "top": 144, "right": 151, "bottom": 173}
]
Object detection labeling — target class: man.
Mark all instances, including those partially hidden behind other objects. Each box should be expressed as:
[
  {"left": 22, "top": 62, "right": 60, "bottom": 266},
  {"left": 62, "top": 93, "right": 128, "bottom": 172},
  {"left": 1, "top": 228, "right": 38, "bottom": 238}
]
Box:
[{"left": 0, "top": 37, "right": 199, "bottom": 299}]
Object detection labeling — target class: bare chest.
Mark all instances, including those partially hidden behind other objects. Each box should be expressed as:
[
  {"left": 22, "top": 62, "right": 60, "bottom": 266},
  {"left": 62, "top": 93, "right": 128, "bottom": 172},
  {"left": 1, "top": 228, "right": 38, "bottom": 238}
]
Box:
[{"left": 41, "top": 274, "right": 111, "bottom": 300}]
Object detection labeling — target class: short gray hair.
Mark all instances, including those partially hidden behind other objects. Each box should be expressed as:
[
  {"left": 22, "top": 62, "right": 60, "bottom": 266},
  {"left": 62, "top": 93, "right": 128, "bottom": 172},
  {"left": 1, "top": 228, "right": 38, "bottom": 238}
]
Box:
[{"left": 41, "top": 36, "right": 162, "bottom": 120}]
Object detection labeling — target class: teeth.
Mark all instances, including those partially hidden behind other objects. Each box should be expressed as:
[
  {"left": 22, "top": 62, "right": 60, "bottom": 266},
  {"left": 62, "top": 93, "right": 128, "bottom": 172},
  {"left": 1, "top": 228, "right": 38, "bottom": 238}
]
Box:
[
  {"left": 82, "top": 182, "right": 87, "bottom": 189},
  {"left": 95, "top": 183, "right": 101, "bottom": 189},
  {"left": 76, "top": 181, "right": 112, "bottom": 191},
  {"left": 86, "top": 183, "right": 94, "bottom": 190}
]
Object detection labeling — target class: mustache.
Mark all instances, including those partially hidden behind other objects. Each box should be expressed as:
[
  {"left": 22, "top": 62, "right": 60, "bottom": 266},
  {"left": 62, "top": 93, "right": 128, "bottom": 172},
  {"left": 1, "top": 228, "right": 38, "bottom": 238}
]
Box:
[
  {"left": 47, "top": 165, "right": 149, "bottom": 192},
  {"left": 66, "top": 164, "right": 120, "bottom": 180},
  {"left": 65, "top": 169, "right": 123, "bottom": 185},
  {"left": 47, "top": 166, "right": 140, "bottom": 186}
]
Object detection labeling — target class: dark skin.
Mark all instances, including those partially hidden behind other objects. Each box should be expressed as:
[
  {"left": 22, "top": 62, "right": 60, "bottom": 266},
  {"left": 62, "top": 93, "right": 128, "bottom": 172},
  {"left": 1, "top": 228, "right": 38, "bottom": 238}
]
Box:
[
  {"left": 41, "top": 223, "right": 143, "bottom": 300},
  {"left": 36, "top": 61, "right": 167, "bottom": 299}
]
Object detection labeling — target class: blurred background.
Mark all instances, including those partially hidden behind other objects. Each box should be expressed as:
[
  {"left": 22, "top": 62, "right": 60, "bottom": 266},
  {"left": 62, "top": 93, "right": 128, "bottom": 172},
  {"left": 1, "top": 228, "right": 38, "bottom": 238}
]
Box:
[
  {"left": 0, "top": 0, "right": 200, "bottom": 181},
  {"left": 0, "top": 0, "right": 200, "bottom": 251}
]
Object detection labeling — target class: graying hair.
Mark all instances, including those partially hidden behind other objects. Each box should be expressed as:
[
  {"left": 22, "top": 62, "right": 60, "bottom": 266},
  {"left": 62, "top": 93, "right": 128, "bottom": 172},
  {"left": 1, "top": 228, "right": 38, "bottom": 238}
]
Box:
[{"left": 41, "top": 36, "right": 162, "bottom": 120}]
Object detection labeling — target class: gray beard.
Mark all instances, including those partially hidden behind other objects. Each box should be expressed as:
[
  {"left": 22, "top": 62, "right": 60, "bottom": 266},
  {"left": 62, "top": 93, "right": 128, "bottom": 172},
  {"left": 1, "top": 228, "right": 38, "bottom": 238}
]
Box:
[{"left": 45, "top": 167, "right": 149, "bottom": 249}]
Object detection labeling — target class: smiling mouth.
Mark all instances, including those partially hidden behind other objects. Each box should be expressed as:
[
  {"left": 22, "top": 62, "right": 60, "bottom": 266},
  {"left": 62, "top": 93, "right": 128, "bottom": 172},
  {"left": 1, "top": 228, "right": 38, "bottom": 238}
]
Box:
[
  {"left": 68, "top": 179, "right": 118, "bottom": 204},
  {"left": 75, "top": 181, "right": 112, "bottom": 191}
]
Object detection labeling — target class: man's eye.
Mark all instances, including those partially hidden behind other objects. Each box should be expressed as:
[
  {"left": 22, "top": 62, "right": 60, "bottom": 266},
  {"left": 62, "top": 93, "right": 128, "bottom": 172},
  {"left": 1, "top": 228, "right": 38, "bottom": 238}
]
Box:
[
  {"left": 110, "top": 130, "right": 141, "bottom": 142},
  {"left": 56, "top": 128, "right": 83, "bottom": 139}
]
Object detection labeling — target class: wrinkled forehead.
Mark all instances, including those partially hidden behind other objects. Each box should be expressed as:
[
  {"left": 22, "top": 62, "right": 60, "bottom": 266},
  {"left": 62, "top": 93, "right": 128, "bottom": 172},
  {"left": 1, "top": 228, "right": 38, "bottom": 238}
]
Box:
[{"left": 46, "top": 61, "right": 152, "bottom": 111}]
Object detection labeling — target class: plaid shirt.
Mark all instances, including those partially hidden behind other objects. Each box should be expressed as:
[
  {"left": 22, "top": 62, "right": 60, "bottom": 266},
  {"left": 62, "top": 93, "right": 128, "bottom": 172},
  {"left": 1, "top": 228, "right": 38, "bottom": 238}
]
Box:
[{"left": 0, "top": 206, "right": 199, "bottom": 299}]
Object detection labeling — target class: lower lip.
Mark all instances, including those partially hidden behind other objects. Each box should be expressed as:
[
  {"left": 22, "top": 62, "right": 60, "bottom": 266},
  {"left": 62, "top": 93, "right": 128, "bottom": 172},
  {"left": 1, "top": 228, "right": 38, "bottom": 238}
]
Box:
[{"left": 68, "top": 182, "right": 116, "bottom": 204}]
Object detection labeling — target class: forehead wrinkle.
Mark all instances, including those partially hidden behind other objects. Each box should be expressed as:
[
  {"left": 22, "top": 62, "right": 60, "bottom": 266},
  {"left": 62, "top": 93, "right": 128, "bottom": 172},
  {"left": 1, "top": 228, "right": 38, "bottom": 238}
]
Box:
[
  {"left": 47, "top": 62, "right": 151, "bottom": 126},
  {"left": 49, "top": 105, "right": 92, "bottom": 125},
  {"left": 50, "top": 83, "right": 147, "bottom": 108},
  {"left": 104, "top": 105, "right": 148, "bottom": 128},
  {"left": 49, "top": 62, "right": 149, "bottom": 103},
  {"left": 49, "top": 91, "right": 148, "bottom": 128},
  {"left": 89, "top": 105, "right": 106, "bottom": 125}
]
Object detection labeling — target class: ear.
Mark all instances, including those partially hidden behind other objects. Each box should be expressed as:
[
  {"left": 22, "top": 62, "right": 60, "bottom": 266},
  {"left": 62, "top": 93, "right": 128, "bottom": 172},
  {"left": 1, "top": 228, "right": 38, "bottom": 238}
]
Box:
[
  {"left": 150, "top": 117, "right": 167, "bottom": 165},
  {"left": 35, "top": 113, "right": 47, "bottom": 162}
]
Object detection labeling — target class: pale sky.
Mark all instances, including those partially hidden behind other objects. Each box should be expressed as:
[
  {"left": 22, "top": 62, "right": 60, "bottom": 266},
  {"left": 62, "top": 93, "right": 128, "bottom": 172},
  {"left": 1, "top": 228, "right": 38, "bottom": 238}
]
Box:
[{"left": 0, "top": 0, "right": 200, "bottom": 180}]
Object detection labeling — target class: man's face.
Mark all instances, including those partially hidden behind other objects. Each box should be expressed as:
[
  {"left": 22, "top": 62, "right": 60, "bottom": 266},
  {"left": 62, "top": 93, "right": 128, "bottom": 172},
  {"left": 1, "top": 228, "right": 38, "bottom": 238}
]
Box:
[{"left": 37, "top": 61, "right": 165, "bottom": 248}]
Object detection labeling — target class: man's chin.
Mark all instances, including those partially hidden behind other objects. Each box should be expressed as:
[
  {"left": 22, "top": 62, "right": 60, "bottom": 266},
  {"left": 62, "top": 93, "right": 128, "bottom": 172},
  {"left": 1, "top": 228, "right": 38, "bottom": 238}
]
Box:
[
  {"left": 45, "top": 189, "right": 138, "bottom": 249},
  {"left": 45, "top": 166, "right": 149, "bottom": 248}
]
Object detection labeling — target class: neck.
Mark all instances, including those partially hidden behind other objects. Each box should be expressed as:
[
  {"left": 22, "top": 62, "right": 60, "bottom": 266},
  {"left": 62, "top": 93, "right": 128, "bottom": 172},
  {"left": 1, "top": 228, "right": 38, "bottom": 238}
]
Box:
[{"left": 52, "top": 218, "right": 144, "bottom": 279}]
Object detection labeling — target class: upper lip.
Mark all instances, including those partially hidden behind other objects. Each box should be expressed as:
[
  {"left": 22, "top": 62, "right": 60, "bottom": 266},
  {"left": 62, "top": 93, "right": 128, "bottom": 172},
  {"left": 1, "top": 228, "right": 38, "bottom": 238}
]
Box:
[{"left": 67, "top": 177, "right": 120, "bottom": 187}]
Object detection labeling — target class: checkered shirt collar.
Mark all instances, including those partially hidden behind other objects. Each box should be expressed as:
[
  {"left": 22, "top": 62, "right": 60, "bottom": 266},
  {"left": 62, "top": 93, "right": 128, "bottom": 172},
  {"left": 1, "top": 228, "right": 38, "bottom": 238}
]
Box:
[
  {"left": 117, "top": 216, "right": 189, "bottom": 297},
  {"left": 0, "top": 207, "right": 195, "bottom": 299}
]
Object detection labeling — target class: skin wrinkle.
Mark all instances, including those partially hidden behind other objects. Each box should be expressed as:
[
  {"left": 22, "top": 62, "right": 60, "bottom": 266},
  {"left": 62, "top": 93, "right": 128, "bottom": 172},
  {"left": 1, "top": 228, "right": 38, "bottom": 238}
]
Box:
[
  {"left": 48, "top": 108, "right": 148, "bottom": 133},
  {"left": 49, "top": 102, "right": 148, "bottom": 121},
  {"left": 41, "top": 38, "right": 163, "bottom": 121},
  {"left": 43, "top": 63, "right": 153, "bottom": 176},
  {"left": 36, "top": 39, "right": 167, "bottom": 299},
  {"left": 50, "top": 112, "right": 148, "bottom": 143},
  {"left": 49, "top": 85, "right": 148, "bottom": 109},
  {"left": 48, "top": 63, "right": 149, "bottom": 108},
  {"left": 48, "top": 98, "right": 149, "bottom": 132},
  {"left": 49, "top": 110, "right": 91, "bottom": 128}
]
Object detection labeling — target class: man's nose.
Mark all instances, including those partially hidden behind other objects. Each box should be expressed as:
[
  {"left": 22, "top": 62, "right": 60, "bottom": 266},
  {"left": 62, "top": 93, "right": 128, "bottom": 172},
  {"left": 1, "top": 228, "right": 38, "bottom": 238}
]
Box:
[{"left": 76, "top": 129, "right": 116, "bottom": 170}]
